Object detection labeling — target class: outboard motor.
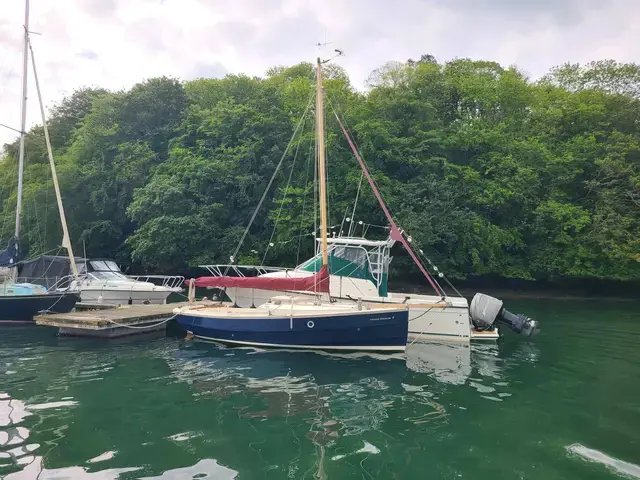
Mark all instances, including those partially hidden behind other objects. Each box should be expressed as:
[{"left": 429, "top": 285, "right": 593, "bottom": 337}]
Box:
[{"left": 470, "top": 293, "right": 539, "bottom": 338}]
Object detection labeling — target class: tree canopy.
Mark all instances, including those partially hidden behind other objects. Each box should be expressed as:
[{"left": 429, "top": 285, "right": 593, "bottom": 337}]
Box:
[{"left": 1, "top": 57, "right": 638, "bottom": 282}]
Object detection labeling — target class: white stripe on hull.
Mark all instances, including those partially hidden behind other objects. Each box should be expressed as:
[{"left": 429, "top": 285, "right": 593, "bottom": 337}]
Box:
[{"left": 187, "top": 331, "right": 406, "bottom": 352}]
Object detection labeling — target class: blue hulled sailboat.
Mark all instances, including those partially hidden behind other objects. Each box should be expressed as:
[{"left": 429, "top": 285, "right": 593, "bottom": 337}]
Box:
[
  {"left": 174, "top": 54, "right": 409, "bottom": 351},
  {"left": 0, "top": 0, "right": 79, "bottom": 322}
]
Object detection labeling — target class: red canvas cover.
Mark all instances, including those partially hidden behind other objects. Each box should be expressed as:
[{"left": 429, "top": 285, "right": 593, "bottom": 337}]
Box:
[{"left": 186, "top": 265, "right": 329, "bottom": 293}]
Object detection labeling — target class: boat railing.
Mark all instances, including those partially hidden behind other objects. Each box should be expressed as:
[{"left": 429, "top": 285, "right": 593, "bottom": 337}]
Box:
[
  {"left": 38, "top": 274, "right": 89, "bottom": 292},
  {"left": 128, "top": 275, "right": 185, "bottom": 290},
  {"left": 199, "top": 264, "right": 292, "bottom": 278}
]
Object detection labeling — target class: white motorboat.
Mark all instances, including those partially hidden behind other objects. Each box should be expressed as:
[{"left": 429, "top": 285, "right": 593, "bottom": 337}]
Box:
[
  {"left": 18, "top": 256, "right": 183, "bottom": 306},
  {"left": 72, "top": 259, "right": 184, "bottom": 305}
]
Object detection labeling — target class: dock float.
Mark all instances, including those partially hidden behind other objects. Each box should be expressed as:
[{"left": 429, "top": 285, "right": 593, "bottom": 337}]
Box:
[{"left": 36, "top": 302, "right": 195, "bottom": 338}]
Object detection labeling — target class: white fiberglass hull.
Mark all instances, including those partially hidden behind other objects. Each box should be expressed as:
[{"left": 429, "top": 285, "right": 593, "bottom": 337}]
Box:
[{"left": 78, "top": 288, "right": 174, "bottom": 305}]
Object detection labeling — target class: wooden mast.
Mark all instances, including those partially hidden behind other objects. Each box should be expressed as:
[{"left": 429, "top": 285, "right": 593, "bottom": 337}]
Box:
[{"left": 316, "top": 57, "right": 329, "bottom": 266}]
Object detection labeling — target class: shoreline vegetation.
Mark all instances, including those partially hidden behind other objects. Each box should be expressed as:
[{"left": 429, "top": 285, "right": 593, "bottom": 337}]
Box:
[
  {"left": 390, "top": 276, "right": 640, "bottom": 301},
  {"left": 1, "top": 56, "right": 639, "bottom": 288}
]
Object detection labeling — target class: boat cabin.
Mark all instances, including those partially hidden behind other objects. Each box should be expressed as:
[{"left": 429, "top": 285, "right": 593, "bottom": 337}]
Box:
[
  {"left": 297, "top": 236, "right": 394, "bottom": 296},
  {"left": 17, "top": 256, "right": 131, "bottom": 289}
]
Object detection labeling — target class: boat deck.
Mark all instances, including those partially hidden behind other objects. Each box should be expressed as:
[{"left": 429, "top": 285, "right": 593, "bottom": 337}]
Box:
[
  {"left": 175, "top": 301, "right": 413, "bottom": 319},
  {"left": 36, "top": 302, "right": 201, "bottom": 338}
]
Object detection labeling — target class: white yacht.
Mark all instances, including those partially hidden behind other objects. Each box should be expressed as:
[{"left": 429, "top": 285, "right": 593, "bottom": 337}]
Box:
[{"left": 18, "top": 256, "right": 184, "bottom": 306}]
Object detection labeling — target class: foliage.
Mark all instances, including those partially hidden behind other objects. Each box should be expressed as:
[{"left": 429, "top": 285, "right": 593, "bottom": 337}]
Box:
[{"left": 0, "top": 57, "right": 638, "bottom": 281}]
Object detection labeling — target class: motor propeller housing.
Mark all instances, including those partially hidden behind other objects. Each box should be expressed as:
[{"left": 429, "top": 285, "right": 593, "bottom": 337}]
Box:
[{"left": 470, "top": 293, "right": 539, "bottom": 338}]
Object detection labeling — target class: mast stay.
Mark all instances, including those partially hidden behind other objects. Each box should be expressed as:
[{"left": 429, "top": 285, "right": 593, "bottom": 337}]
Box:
[
  {"left": 332, "top": 111, "right": 446, "bottom": 298},
  {"left": 28, "top": 38, "right": 79, "bottom": 280}
]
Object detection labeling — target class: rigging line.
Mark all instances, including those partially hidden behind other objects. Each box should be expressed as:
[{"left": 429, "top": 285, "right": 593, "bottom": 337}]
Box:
[
  {"left": 327, "top": 98, "right": 394, "bottom": 217},
  {"left": 409, "top": 239, "right": 448, "bottom": 296},
  {"left": 418, "top": 249, "right": 448, "bottom": 296},
  {"left": 224, "top": 92, "right": 314, "bottom": 276},
  {"left": 327, "top": 97, "right": 444, "bottom": 292},
  {"left": 23, "top": 162, "right": 44, "bottom": 256},
  {"left": 416, "top": 247, "right": 464, "bottom": 298},
  {"left": 31, "top": 245, "right": 63, "bottom": 257},
  {"left": 43, "top": 144, "right": 50, "bottom": 255},
  {"left": 31, "top": 196, "right": 44, "bottom": 256},
  {"left": 261, "top": 112, "right": 307, "bottom": 265},
  {"left": 348, "top": 171, "right": 364, "bottom": 237},
  {"left": 326, "top": 94, "right": 405, "bottom": 228},
  {"left": 338, "top": 203, "right": 350, "bottom": 236},
  {"left": 330, "top": 105, "right": 445, "bottom": 297},
  {"left": 323, "top": 87, "right": 332, "bottom": 240},
  {"left": 0, "top": 160, "right": 18, "bottom": 240},
  {"left": 296, "top": 144, "right": 314, "bottom": 266},
  {"left": 407, "top": 307, "right": 436, "bottom": 346}
]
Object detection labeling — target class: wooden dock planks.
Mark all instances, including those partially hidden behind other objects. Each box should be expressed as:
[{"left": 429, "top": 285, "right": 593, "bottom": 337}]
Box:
[{"left": 35, "top": 302, "right": 197, "bottom": 337}]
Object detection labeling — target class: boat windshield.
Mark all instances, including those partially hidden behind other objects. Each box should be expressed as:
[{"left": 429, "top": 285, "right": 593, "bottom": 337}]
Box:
[
  {"left": 297, "top": 244, "right": 372, "bottom": 279},
  {"left": 89, "top": 261, "right": 130, "bottom": 281},
  {"left": 331, "top": 245, "right": 368, "bottom": 270}
]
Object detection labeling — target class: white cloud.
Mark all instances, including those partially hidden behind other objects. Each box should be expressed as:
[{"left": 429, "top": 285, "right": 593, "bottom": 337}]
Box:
[{"left": 1, "top": 0, "right": 639, "bottom": 147}]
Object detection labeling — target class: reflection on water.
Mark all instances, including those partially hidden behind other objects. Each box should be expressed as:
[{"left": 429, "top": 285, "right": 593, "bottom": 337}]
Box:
[
  {"left": 139, "top": 458, "right": 238, "bottom": 480},
  {"left": 4, "top": 457, "right": 141, "bottom": 479},
  {"left": 1, "top": 299, "right": 639, "bottom": 479},
  {"left": 567, "top": 444, "right": 640, "bottom": 479},
  {"left": 0, "top": 391, "right": 78, "bottom": 477},
  {"left": 406, "top": 342, "right": 472, "bottom": 384},
  {"left": 0, "top": 334, "right": 523, "bottom": 479},
  {"left": 155, "top": 340, "right": 510, "bottom": 477}
]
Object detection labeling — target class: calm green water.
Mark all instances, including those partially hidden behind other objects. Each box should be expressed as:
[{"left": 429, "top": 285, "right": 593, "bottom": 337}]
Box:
[{"left": 1, "top": 299, "right": 639, "bottom": 479}]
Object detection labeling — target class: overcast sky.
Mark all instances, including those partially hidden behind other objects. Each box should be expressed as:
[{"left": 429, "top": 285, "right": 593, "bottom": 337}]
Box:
[{"left": 1, "top": 0, "right": 638, "bottom": 147}]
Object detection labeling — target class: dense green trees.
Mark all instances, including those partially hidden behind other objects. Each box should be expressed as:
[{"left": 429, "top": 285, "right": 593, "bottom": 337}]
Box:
[{"left": 1, "top": 57, "right": 638, "bottom": 282}]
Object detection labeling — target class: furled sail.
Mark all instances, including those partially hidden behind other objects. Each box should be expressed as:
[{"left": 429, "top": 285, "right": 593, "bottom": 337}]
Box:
[
  {"left": 186, "top": 265, "right": 330, "bottom": 293},
  {"left": 0, "top": 237, "right": 19, "bottom": 268}
]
